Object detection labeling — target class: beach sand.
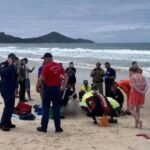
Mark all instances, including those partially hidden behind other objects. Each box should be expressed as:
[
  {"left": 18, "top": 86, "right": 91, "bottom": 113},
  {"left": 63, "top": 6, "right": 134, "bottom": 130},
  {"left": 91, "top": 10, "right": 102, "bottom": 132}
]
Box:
[{"left": 0, "top": 64, "right": 150, "bottom": 150}]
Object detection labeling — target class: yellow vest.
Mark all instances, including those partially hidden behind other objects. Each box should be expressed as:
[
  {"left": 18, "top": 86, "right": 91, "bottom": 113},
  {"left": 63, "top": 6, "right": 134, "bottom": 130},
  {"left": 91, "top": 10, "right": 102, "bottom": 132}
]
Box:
[
  {"left": 107, "top": 97, "right": 120, "bottom": 109},
  {"left": 80, "top": 91, "right": 94, "bottom": 107},
  {"left": 81, "top": 85, "right": 91, "bottom": 92}
]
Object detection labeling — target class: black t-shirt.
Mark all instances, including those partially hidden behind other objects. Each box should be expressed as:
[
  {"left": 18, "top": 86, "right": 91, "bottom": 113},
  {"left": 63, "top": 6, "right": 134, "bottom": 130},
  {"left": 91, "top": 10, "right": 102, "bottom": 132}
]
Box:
[
  {"left": 111, "top": 89, "right": 124, "bottom": 107},
  {"left": 66, "top": 67, "right": 76, "bottom": 84}
]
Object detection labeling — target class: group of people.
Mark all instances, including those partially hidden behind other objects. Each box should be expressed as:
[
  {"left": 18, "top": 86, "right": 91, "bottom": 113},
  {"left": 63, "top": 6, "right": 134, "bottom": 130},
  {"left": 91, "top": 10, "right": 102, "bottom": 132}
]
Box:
[
  {"left": 0, "top": 52, "right": 148, "bottom": 132},
  {"left": 79, "top": 61, "right": 148, "bottom": 128},
  {"left": 0, "top": 54, "right": 35, "bottom": 131}
]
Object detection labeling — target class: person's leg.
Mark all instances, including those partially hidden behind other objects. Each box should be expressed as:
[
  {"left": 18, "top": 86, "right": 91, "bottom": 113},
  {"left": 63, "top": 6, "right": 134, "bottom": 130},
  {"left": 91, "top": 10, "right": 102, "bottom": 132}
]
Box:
[
  {"left": 105, "top": 84, "right": 111, "bottom": 97},
  {"left": 41, "top": 87, "right": 51, "bottom": 131},
  {"left": 129, "top": 104, "right": 140, "bottom": 128},
  {"left": 7, "top": 92, "right": 15, "bottom": 126},
  {"left": 19, "top": 80, "right": 26, "bottom": 101},
  {"left": 136, "top": 105, "right": 142, "bottom": 129},
  {"left": 1, "top": 90, "right": 14, "bottom": 128},
  {"left": 91, "top": 111, "right": 98, "bottom": 124},
  {"left": 52, "top": 87, "right": 61, "bottom": 130},
  {"left": 26, "top": 79, "right": 32, "bottom": 100},
  {"left": 98, "top": 83, "right": 103, "bottom": 94},
  {"left": 19, "top": 81, "right": 22, "bottom": 101}
]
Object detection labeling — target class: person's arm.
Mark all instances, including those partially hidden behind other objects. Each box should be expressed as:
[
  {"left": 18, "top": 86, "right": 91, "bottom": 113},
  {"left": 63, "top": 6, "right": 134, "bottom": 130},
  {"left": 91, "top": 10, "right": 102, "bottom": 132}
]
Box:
[
  {"left": 102, "top": 69, "right": 105, "bottom": 77},
  {"left": 60, "top": 72, "right": 68, "bottom": 91},
  {"left": 36, "top": 75, "right": 45, "bottom": 93},
  {"left": 109, "top": 69, "right": 116, "bottom": 80},
  {"left": 138, "top": 78, "right": 148, "bottom": 95},
  {"left": 28, "top": 67, "right": 35, "bottom": 73},
  {"left": 130, "top": 76, "right": 145, "bottom": 95},
  {"left": 36, "top": 65, "right": 47, "bottom": 93},
  {"left": 0, "top": 59, "right": 14, "bottom": 77},
  {"left": 90, "top": 69, "right": 95, "bottom": 77}
]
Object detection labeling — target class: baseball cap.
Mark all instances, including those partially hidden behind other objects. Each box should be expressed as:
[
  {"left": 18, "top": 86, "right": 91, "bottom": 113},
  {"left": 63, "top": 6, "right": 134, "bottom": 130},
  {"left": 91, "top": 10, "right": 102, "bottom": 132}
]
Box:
[{"left": 41, "top": 53, "right": 53, "bottom": 59}]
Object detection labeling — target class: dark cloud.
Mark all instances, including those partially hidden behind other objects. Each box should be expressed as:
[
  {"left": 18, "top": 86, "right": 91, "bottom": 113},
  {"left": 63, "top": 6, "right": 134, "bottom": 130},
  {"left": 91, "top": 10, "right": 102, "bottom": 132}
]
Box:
[{"left": 0, "top": 0, "right": 150, "bottom": 42}]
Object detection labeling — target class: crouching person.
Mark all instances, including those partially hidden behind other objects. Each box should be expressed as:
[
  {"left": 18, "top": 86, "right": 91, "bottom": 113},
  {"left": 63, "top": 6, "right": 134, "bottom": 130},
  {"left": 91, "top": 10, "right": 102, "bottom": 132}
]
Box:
[{"left": 86, "top": 89, "right": 121, "bottom": 125}]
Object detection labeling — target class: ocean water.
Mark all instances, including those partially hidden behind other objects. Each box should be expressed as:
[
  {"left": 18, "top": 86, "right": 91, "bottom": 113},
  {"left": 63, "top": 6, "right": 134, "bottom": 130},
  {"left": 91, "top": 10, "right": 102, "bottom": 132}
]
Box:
[{"left": 0, "top": 43, "right": 150, "bottom": 78}]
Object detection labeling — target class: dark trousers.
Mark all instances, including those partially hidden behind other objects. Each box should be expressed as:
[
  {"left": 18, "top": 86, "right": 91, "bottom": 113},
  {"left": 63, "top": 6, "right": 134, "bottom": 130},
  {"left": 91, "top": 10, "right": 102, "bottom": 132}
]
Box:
[
  {"left": 105, "top": 84, "right": 112, "bottom": 97},
  {"left": 19, "top": 80, "right": 26, "bottom": 101},
  {"left": 1, "top": 89, "right": 15, "bottom": 127},
  {"left": 41, "top": 86, "right": 61, "bottom": 130}
]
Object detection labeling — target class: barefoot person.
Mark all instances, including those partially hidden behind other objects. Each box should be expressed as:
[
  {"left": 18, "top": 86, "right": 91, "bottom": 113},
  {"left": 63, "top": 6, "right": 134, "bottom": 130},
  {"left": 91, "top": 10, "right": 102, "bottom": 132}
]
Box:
[
  {"left": 129, "top": 67, "right": 148, "bottom": 128},
  {"left": 36, "top": 53, "right": 68, "bottom": 133},
  {"left": 0, "top": 53, "right": 18, "bottom": 131},
  {"left": 23, "top": 58, "right": 35, "bottom": 101}
]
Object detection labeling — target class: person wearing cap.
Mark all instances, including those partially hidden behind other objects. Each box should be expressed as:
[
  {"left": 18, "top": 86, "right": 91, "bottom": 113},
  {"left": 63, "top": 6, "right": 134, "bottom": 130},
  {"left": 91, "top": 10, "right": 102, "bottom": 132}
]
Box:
[
  {"left": 104, "top": 62, "right": 116, "bottom": 97},
  {"left": 0, "top": 53, "right": 18, "bottom": 131},
  {"left": 36, "top": 53, "right": 68, "bottom": 133},
  {"left": 90, "top": 62, "right": 105, "bottom": 94}
]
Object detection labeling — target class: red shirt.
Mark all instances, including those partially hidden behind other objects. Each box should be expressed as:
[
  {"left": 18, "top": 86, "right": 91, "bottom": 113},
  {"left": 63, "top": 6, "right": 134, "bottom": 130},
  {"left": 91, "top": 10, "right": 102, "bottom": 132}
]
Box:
[{"left": 42, "top": 62, "right": 65, "bottom": 86}]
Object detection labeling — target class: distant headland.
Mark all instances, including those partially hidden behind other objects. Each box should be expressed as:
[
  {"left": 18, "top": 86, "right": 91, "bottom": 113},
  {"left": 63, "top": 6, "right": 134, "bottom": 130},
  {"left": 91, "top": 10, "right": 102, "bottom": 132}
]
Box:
[{"left": 0, "top": 32, "right": 94, "bottom": 43}]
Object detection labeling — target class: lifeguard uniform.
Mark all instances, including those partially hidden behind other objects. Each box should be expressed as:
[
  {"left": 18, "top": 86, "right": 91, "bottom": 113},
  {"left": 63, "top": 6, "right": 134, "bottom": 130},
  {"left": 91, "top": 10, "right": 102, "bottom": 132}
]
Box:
[
  {"left": 81, "top": 85, "right": 91, "bottom": 93},
  {"left": 41, "top": 61, "right": 65, "bottom": 131},
  {"left": 80, "top": 91, "right": 94, "bottom": 107}
]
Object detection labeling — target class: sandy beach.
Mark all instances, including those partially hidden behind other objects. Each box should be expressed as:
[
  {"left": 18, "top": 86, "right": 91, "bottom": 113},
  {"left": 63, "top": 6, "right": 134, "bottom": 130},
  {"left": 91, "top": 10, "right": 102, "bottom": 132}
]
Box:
[{"left": 0, "top": 63, "right": 150, "bottom": 150}]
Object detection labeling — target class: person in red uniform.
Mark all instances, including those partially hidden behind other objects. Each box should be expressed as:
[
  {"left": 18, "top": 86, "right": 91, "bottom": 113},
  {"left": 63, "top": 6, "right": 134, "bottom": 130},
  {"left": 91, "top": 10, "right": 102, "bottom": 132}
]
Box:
[{"left": 36, "top": 53, "right": 68, "bottom": 133}]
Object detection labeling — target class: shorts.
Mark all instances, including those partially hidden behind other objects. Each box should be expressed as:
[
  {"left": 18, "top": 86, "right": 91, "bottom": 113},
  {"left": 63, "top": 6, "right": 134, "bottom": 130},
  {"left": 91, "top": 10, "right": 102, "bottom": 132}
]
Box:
[{"left": 25, "top": 79, "right": 30, "bottom": 90}]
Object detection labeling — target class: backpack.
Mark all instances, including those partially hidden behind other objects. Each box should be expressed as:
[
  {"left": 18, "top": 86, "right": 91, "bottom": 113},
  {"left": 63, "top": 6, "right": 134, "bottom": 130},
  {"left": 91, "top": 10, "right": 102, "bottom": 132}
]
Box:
[{"left": 14, "top": 103, "right": 32, "bottom": 115}]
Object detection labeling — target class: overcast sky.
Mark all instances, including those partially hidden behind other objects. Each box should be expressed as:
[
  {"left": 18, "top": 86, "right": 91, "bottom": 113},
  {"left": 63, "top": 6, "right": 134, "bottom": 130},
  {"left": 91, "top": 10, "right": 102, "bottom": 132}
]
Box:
[{"left": 0, "top": 0, "right": 150, "bottom": 42}]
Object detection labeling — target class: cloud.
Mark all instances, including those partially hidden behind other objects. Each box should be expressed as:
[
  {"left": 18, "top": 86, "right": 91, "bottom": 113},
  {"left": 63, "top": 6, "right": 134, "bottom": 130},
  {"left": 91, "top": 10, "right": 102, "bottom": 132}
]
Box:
[{"left": 0, "top": 0, "right": 150, "bottom": 42}]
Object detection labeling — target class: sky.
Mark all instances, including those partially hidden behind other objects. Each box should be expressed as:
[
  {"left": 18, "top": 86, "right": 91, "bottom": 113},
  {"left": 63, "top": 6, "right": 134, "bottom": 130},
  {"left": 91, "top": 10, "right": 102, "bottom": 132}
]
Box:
[{"left": 0, "top": 0, "right": 150, "bottom": 42}]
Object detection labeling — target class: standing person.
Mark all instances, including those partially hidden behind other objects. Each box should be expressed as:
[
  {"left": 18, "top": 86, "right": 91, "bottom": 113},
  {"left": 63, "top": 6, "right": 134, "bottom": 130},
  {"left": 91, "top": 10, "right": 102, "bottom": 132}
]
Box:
[
  {"left": 18, "top": 59, "right": 26, "bottom": 102},
  {"left": 90, "top": 62, "right": 105, "bottom": 94},
  {"left": 66, "top": 62, "right": 76, "bottom": 92},
  {"left": 36, "top": 53, "right": 68, "bottom": 133},
  {"left": 129, "top": 67, "right": 148, "bottom": 129},
  {"left": 0, "top": 53, "right": 18, "bottom": 131},
  {"left": 104, "top": 62, "right": 116, "bottom": 97},
  {"left": 23, "top": 58, "right": 35, "bottom": 101}
]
